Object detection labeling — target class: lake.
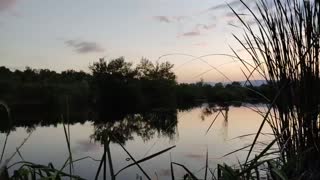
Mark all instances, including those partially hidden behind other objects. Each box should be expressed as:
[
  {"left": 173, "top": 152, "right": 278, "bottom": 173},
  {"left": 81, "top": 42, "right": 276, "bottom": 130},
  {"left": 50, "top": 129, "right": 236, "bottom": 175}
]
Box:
[{"left": 0, "top": 104, "right": 273, "bottom": 179}]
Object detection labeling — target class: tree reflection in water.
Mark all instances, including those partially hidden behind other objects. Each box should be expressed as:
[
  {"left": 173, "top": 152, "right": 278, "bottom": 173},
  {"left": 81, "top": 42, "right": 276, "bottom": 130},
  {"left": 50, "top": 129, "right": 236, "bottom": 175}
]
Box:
[
  {"left": 90, "top": 109, "right": 178, "bottom": 179},
  {"left": 0, "top": 105, "right": 178, "bottom": 144},
  {"left": 91, "top": 109, "right": 178, "bottom": 145},
  {"left": 0, "top": 104, "right": 179, "bottom": 179}
]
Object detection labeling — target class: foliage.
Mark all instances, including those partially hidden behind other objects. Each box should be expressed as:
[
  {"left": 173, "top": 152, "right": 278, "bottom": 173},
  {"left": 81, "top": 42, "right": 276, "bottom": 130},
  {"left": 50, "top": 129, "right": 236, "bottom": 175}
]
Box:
[{"left": 89, "top": 57, "right": 177, "bottom": 113}]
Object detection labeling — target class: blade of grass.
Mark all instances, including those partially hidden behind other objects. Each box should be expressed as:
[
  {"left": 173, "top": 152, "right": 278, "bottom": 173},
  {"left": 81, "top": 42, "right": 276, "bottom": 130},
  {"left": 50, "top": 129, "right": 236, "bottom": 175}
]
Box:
[
  {"left": 112, "top": 135, "right": 151, "bottom": 180},
  {"left": 115, "top": 145, "right": 176, "bottom": 176},
  {"left": 62, "top": 116, "right": 73, "bottom": 177},
  {"left": 170, "top": 153, "right": 175, "bottom": 180},
  {"left": 0, "top": 133, "right": 9, "bottom": 165},
  {"left": 171, "top": 162, "right": 198, "bottom": 180},
  {"left": 95, "top": 151, "right": 106, "bottom": 180},
  {"left": 105, "top": 142, "right": 115, "bottom": 180},
  {"left": 204, "top": 147, "right": 208, "bottom": 180},
  {"left": 205, "top": 111, "right": 221, "bottom": 135},
  {"left": 245, "top": 83, "right": 286, "bottom": 164}
]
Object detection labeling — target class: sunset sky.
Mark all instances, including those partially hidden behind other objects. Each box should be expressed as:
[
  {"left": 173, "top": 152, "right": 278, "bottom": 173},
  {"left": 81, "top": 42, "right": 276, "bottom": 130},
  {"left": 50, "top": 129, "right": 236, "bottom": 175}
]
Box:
[{"left": 0, "top": 0, "right": 259, "bottom": 83}]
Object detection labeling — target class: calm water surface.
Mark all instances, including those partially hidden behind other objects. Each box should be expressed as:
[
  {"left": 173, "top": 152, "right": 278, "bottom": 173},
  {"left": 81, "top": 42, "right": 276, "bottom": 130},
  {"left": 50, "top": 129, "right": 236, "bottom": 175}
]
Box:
[{"left": 0, "top": 104, "right": 273, "bottom": 179}]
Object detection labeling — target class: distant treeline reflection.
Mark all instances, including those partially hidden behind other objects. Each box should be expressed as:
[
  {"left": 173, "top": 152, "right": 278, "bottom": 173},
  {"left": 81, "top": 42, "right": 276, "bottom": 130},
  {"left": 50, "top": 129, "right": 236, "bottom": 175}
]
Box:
[{"left": 0, "top": 103, "right": 179, "bottom": 141}]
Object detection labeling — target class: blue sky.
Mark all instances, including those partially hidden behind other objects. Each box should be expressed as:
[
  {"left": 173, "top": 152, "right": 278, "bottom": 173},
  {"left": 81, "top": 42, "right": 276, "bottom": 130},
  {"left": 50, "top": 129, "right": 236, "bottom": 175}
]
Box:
[{"left": 0, "top": 0, "right": 259, "bottom": 82}]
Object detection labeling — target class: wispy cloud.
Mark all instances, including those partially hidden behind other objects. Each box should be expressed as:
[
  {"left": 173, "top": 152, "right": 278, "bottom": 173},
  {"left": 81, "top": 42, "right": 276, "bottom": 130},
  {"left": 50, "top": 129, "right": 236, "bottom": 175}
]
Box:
[
  {"left": 181, "top": 30, "right": 201, "bottom": 37},
  {"left": 202, "top": 0, "right": 255, "bottom": 29},
  {"left": 65, "top": 39, "right": 105, "bottom": 54},
  {"left": 207, "top": 0, "right": 244, "bottom": 11},
  {"left": 179, "top": 23, "right": 216, "bottom": 38},
  {"left": 174, "top": 16, "right": 189, "bottom": 22},
  {"left": 153, "top": 16, "right": 172, "bottom": 23},
  {"left": 197, "top": 23, "right": 216, "bottom": 30},
  {"left": 225, "top": 12, "right": 248, "bottom": 18},
  {"left": 153, "top": 15, "right": 189, "bottom": 23},
  {"left": 0, "top": 0, "right": 18, "bottom": 12}
]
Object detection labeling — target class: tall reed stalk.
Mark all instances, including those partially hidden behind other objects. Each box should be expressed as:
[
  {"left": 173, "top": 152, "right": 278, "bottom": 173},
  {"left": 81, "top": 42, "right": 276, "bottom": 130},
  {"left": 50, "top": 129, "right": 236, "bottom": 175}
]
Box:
[{"left": 232, "top": 0, "right": 320, "bottom": 179}]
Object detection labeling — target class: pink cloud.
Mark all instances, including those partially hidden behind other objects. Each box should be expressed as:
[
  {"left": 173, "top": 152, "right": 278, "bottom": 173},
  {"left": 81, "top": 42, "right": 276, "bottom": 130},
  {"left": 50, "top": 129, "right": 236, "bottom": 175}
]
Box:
[{"left": 0, "top": 0, "right": 18, "bottom": 12}]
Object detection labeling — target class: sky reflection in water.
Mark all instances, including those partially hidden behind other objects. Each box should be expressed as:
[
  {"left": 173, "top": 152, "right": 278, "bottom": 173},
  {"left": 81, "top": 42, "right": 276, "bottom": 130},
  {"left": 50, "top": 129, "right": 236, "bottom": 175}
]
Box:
[{"left": 0, "top": 105, "right": 272, "bottom": 179}]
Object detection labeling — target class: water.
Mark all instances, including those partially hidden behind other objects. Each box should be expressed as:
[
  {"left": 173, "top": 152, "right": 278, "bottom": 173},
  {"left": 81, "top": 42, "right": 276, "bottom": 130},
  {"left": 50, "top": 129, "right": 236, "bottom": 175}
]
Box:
[{"left": 0, "top": 104, "right": 272, "bottom": 179}]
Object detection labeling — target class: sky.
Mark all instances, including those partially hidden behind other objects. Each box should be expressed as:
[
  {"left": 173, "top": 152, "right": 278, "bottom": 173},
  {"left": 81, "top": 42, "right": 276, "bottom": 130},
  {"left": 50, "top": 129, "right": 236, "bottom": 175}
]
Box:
[{"left": 0, "top": 0, "right": 260, "bottom": 83}]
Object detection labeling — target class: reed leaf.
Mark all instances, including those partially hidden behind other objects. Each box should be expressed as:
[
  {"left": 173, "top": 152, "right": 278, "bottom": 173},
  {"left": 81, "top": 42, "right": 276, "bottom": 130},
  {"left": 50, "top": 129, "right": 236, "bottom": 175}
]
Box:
[
  {"left": 171, "top": 162, "right": 198, "bottom": 180},
  {"left": 115, "top": 145, "right": 176, "bottom": 176}
]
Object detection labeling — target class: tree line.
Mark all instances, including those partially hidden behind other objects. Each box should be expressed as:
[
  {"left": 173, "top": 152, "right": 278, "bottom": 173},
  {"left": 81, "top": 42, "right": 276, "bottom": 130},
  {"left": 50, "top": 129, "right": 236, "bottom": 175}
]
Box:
[
  {"left": 0, "top": 57, "right": 275, "bottom": 113},
  {"left": 177, "top": 80, "right": 275, "bottom": 106}
]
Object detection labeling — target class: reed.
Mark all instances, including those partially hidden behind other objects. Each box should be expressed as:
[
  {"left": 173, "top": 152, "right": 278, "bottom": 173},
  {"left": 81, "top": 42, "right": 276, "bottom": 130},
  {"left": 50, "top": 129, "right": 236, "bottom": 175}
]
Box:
[
  {"left": 230, "top": 0, "right": 320, "bottom": 179},
  {"left": 0, "top": 100, "right": 12, "bottom": 165}
]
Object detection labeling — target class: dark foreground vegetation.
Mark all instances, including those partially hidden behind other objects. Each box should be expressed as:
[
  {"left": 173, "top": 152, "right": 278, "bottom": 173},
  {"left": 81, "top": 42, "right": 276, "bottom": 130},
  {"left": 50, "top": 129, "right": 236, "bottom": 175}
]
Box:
[{"left": 218, "top": 0, "right": 320, "bottom": 179}]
